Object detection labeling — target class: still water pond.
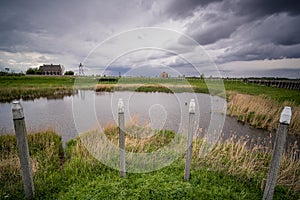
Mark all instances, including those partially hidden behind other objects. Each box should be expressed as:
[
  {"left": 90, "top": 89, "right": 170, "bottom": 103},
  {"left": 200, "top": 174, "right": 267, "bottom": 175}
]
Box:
[{"left": 0, "top": 91, "right": 298, "bottom": 150}]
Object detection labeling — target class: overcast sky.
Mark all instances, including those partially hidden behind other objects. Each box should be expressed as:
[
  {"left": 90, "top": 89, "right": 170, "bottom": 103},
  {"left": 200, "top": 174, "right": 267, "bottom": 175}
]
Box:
[{"left": 0, "top": 0, "right": 300, "bottom": 78}]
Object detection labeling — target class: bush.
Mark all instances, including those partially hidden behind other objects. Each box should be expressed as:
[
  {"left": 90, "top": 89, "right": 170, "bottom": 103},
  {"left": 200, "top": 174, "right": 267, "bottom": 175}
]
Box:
[
  {"left": 26, "top": 67, "right": 42, "bottom": 75},
  {"left": 64, "top": 71, "right": 74, "bottom": 75}
]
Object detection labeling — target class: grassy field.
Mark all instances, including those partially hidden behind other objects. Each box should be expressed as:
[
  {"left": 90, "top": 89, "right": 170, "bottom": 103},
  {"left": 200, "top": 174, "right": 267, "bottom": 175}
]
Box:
[
  {"left": 222, "top": 80, "right": 300, "bottom": 105},
  {"left": 0, "top": 76, "right": 299, "bottom": 103},
  {"left": 0, "top": 76, "right": 75, "bottom": 102},
  {"left": 1, "top": 126, "right": 299, "bottom": 199}
]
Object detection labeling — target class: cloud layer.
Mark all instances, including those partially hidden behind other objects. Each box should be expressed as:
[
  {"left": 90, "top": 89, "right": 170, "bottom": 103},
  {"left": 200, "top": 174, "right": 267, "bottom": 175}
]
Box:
[{"left": 0, "top": 0, "right": 299, "bottom": 77}]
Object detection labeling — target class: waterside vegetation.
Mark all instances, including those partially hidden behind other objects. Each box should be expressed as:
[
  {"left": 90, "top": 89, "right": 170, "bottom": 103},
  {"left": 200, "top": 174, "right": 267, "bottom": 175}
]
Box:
[
  {"left": 0, "top": 76, "right": 75, "bottom": 102},
  {"left": 1, "top": 125, "right": 299, "bottom": 199},
  {"left": 227, "top": 92, "right": 300, "bottom": 136}
]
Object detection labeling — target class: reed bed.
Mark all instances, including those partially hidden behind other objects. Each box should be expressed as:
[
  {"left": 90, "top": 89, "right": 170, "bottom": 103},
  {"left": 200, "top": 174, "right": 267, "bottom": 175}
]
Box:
[
  {"left": 227, "top": 92, "right": 300, "bottom": 136},
  {"left": 195, "top": 135, "right": 300, "bottom": 193}
]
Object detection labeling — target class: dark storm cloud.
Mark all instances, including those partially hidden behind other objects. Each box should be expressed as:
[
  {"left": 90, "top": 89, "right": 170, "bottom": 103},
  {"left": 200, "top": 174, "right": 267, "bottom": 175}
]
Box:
[
  {"left": 232, "top": 0, "right": 300, "bottom": 18},
  {"left": 219, "top": 43, "right": 300, "bottom": 63},
  {"left": 168, "top": 0, "right": 300, "bottom": 62},
  {"left": 216, "top": 13, "right": 300, "bottom": 63},
  {"left": 183, "top": 12, "right": 247, "bottom": 45}
]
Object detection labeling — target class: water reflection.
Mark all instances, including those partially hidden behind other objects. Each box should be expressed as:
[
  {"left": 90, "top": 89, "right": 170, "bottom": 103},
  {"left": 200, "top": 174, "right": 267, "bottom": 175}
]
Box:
[{"left": 0, "top": 91, "right": 299, "bottom": 152}]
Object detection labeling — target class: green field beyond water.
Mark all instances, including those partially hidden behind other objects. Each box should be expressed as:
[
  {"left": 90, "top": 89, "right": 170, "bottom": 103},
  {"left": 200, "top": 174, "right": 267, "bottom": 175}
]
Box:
[{"left": 0, "top": 76, "right": 299, "bottom": 104}]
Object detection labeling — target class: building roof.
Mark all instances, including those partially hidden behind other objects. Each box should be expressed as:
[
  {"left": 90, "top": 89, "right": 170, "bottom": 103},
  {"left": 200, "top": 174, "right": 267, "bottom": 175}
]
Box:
[{"left": 40, "top": 64, "right": 62, "bottom": 71}]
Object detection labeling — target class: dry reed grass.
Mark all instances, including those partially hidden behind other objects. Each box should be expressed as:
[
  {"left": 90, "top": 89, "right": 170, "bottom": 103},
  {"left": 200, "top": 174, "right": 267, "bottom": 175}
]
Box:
[
  {"left": 194, "top": 135, "right": 300, "bottom": 192},
  {"left": 227, "top": 92, "right": 300, "bottom": 136}
]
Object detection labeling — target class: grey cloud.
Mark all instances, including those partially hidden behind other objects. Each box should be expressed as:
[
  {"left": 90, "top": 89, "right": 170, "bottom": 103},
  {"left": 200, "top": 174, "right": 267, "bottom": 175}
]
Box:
[
  {"left": 232, "top": 0, "right": 300, "bottom": 18},
  {"left": 218, "top": 43, "right": 300, "bottom": 63},
  {"left": 0, "top": 0, "right": 145, "bottom": 53},
  {"left": 215, "top": 13, "right": 300, "bottom": 63},
  {"left": 165, "top": 0, "right": 223, "bottom": 19},
  {"left": 169, "top": 0, "right": 300, "bottom": 62},
  {"left": 1, "top": 0, "right": 300, "bottom": 75},
  {"left": 183, "top": 12, "right": 247, "bottom": 45},
  {"left": 165, "top": 0, "right": 300, "bottom": 20},
  {"left": 221, "top": 68, "right": 300, "bottom": 78}
]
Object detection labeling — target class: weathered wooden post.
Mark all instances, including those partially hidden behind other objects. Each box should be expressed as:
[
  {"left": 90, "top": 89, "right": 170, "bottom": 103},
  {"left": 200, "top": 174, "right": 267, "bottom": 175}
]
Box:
[
  {"left": 263, "top": 106, "right": 292, "bottom": 200},
  {"left": 12, "top": 101, "right": 35, "bottom": 199},
  {"left": 118, "top": 98, "right": 126, "bottom": 177},
  {"left": 184, "top": 99, "right": 195, "bottom": 181}
]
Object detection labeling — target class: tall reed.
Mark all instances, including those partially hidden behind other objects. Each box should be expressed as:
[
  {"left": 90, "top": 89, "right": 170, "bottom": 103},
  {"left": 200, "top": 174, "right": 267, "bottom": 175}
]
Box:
[{"left": 227, "top": 92, "right": 300, "bottom": 136}]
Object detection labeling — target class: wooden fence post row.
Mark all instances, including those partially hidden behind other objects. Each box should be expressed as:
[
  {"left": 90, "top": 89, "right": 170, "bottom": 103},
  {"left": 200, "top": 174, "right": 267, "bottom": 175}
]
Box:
[
  {"left": 263, "top": 106, "right": 292, "bottom": 200},
  {"left": 12, "top": 101, "right": 35, "bottom": 200},
  {"left": 117, "top": 98, "right": 197, "bottom": 181}
]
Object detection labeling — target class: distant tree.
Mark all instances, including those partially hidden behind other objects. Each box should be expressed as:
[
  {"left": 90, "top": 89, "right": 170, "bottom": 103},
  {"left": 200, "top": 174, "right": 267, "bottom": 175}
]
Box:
[
  {"left": 35, "top": 67, "right": 42, "bottom": 75},
  {"left": 64, "top": 70, "right": 74, "bottom": 75},
  {"left": 26, "top": 68, "right": 35, "bottom": 75},
  {"left": 26, "top": 67, "right": 42, "bottom": 75}
]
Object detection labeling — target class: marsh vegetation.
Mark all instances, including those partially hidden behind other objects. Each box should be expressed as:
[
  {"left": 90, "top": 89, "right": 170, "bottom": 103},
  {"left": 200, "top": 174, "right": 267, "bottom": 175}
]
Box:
[{"left": 1, "top": 125, "right": 299, "bottom": 199}]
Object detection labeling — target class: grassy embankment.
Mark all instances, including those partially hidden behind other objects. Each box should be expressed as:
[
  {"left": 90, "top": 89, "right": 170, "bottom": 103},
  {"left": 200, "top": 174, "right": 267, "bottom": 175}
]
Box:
[{"left": 1, "top": 125, "right": 299, "bottom": 199}]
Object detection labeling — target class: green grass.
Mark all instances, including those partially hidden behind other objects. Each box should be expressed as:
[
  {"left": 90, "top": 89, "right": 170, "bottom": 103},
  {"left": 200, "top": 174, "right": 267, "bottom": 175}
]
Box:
[
  {"left": 188, "top": 79, "right": 300, "bottom": 105},
  {"left": 0, "top": 76, "right": 75, "bottom": 88},
  {"left": 58, "top": 162, "right": 263, "bottom": 200},
  {"left": 222, "top": 80, "right": 300, "bottom": 104},
  {"left": 0, "top": 131, "right": 64, "bottom": 199},
  {"left": 0, "top": 76, "right": 299, "bottom": 104},
  {"left": 98, "top": 77, "right": 300, "bottom": 104},
  {"left": 1, "top": 129, "right": 299, "bottom": 199},
  {"left": 0, "top": 76, "right": 76, "bottom": 102}
]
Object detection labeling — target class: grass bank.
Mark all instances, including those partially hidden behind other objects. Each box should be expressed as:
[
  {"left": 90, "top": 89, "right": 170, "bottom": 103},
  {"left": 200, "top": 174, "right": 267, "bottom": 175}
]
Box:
[
  {"left": 0, "top": 76, "right": 75, "bottom": 102},
  {"left": 1, "top": 126, "right": 299, "bottom": 199}
]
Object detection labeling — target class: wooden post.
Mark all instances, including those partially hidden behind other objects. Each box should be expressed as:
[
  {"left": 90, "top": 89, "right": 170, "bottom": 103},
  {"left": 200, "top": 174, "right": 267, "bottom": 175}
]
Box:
[
  {"left": 12, "top": 101, "right": 35, "bottom": 199},
  {"left": 184, "top": 99, "right": 195, "bottom": 181},
  {"left": 118, "top": 98, "right": 126, "bottom": 177},
  {"left": 263, "top": 106, "right": 292, "bottom": 200}
]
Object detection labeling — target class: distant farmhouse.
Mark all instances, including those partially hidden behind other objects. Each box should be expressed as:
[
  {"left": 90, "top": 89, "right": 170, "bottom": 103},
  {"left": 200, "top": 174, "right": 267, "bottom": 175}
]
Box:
[
  {"left": 40, "top": 64, "right": 64, "bottom": 75},
  {"left": 160, "top": 71, "right": 168, "bottom": 78}
]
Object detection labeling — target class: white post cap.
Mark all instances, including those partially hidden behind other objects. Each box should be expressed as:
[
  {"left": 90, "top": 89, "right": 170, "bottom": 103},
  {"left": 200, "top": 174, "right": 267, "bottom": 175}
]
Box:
[
  {"left": 189, "top": 99, "right": 195, "bottom": 114},
  {"left": 118, "top": 98, "right": 124, "bottom": 113},
  {"left": 12, "top": 100, "right": 24, "bottom": 119},
  {"left": 280, "top": 106, "right": 292, "bottom": 124}
]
